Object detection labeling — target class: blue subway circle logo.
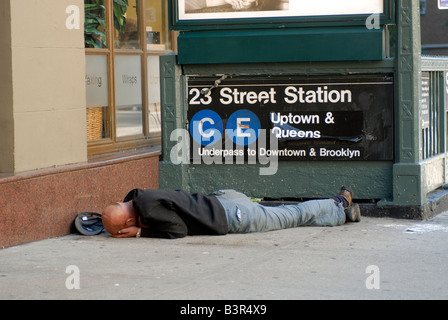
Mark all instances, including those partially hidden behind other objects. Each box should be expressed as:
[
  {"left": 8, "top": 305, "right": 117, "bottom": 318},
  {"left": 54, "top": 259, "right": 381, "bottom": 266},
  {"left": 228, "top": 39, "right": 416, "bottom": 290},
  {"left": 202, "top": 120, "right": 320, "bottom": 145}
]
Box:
[
  {"left": 226, "top": 110, "right": 261, "bottom": 146},
  {"left": 191, "top": 109, "right": 261, "bottom": 147},
  {"left": 190, "top": 110, "right": 224, "bottom": 146}
]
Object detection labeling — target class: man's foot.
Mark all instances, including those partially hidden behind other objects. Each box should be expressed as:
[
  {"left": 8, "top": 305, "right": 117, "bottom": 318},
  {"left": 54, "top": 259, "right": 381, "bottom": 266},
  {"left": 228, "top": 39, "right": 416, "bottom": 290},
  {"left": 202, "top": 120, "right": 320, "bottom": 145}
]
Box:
[
  {"left": 339, "top": 186, "right": 353, "bottom": 207},
  {"left": 339, "top": 186, "right": 361, "bottom": 222},
  {"left": 345, "top": 204, "right": 361, "bottom": 222}
]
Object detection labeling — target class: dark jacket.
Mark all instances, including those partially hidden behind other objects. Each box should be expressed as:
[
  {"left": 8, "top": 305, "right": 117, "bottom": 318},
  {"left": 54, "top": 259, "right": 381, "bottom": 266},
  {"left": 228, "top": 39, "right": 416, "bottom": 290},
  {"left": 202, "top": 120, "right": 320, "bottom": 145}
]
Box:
[{"left": 124, "top": 189, "right": 228, "bottom": 239}]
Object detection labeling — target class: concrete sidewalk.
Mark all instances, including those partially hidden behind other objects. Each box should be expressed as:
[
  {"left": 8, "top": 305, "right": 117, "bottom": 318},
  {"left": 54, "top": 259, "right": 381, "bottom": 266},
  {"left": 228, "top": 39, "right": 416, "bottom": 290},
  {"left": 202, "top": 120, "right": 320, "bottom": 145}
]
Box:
[{"left": 1, "top": 213, "right": 448, "bottom": 300}]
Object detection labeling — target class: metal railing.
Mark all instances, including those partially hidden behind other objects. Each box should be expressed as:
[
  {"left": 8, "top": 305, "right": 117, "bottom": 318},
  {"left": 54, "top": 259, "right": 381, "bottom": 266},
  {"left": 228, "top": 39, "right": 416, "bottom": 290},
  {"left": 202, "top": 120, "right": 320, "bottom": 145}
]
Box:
[{"left": 420, "top": 56, "right": 448, "bottom": 160}]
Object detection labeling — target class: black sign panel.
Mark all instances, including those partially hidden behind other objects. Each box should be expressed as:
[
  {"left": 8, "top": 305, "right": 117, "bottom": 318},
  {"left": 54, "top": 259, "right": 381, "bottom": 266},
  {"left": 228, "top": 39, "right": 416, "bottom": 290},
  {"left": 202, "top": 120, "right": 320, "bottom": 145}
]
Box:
[{"left": 187, "top": 75, "right": 394, "bottom": 161}]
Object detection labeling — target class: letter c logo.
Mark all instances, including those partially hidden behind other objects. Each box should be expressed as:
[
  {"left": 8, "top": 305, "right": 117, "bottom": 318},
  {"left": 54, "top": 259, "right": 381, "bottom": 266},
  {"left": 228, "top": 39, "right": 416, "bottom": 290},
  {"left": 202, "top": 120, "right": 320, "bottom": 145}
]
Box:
[
  {"left": 190, "top": 110, "right": 223, "bottom": 146},
  {"left": 198, "top": 117, "right": 215, "bottom": 139}
]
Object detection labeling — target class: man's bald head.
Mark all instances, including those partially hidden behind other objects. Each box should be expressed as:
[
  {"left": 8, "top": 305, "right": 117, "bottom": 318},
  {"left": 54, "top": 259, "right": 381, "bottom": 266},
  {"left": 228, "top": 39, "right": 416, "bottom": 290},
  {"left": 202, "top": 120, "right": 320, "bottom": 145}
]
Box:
[{"left": 102, "top": 202, "right": 137, "bottom": 236}]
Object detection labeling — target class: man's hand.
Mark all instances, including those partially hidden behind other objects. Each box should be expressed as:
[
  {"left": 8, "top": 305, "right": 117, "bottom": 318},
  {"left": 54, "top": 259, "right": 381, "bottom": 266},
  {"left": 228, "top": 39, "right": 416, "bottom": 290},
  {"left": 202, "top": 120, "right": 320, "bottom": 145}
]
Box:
[{"left": 114, "top": 226, "right": 141, "bottom": 238}]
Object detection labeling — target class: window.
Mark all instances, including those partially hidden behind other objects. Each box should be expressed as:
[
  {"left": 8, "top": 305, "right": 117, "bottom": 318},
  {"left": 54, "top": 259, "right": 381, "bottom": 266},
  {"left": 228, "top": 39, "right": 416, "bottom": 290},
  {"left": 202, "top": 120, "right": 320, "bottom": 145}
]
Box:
[{"left": 84, "top": 0, "right": 173, "bottom": 155}]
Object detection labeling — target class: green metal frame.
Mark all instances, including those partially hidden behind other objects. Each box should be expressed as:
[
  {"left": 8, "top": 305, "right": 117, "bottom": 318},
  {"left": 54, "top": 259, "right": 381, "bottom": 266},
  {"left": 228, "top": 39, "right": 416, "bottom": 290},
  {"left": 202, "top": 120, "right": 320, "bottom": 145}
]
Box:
[{"left": 177, "top": 27, "right": 385, "bottom": 65}]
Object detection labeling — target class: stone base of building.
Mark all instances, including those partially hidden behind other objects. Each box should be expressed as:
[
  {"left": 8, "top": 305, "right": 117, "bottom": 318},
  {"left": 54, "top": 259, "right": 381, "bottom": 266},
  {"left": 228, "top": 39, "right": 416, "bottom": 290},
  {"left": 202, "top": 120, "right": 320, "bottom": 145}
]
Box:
[
  {"left": 0, "top": 148, "right": 160, "bottom": 249},
  {"left": 359, "top": 188, "right": 448, "bottom": 220}
]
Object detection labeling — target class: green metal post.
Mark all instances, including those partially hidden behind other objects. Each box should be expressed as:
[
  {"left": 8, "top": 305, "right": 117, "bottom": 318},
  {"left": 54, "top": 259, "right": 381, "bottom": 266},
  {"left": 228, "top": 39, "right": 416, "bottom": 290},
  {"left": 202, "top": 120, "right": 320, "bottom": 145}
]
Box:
[
  {"left": 387, "top": 0, "right": 424, "bottom": 205},
  {"left": 159, "top": 53, "right": 190, "bottom": 191}
]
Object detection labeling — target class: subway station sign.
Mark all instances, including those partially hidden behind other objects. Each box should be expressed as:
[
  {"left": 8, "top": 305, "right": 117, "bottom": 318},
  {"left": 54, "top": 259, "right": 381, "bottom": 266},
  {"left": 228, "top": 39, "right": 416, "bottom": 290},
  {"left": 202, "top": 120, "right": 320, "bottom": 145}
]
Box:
[{"left": 187, "top": 75, "right": 394, "bottom": 161}]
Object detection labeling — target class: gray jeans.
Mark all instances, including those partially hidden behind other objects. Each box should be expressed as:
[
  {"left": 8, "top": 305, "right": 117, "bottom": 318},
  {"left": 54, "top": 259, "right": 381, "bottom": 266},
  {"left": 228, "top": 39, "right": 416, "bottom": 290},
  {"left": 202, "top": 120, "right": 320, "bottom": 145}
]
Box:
[{"left": 213, "top": 190, "right": 346, "bottom": 233}]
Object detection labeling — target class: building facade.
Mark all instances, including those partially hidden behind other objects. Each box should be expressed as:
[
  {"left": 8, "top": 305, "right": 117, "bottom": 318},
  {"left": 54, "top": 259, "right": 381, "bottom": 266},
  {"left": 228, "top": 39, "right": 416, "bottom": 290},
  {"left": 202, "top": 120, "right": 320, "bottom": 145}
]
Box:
[
  {"left": 1, "top": 0, "right": 448, "bottom": 248},
  {"left": 0, "top": 0, "right": 172, "bottom": 248}
]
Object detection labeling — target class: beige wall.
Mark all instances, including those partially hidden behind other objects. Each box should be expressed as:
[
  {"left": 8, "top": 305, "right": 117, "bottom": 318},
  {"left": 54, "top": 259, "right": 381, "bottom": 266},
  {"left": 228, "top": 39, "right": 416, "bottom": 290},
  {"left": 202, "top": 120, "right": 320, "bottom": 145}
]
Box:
[{"left": 1, "top": 0, "right": 87, "bottom": 173}]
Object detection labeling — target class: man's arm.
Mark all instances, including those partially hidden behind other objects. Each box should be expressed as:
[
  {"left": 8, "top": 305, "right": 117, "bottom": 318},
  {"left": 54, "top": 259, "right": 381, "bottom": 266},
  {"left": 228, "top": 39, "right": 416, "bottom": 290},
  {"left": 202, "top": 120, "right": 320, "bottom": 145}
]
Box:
[
  {"left": 114, "top": 223, "right": 188, "bottom": 239},
  {"left": 140, "top": 226, "right": 187, "bottom": 239},
  {"left": 115, "top": 205, "right": 189, "bottom": 239}
]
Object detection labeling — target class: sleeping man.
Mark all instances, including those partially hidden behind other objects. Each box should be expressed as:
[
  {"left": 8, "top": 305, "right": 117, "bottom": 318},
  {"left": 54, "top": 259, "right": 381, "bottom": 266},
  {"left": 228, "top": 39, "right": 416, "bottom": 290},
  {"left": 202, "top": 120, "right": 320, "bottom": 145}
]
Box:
[{"left": 101, "top": 187, "right": 361, "bottom": 239}]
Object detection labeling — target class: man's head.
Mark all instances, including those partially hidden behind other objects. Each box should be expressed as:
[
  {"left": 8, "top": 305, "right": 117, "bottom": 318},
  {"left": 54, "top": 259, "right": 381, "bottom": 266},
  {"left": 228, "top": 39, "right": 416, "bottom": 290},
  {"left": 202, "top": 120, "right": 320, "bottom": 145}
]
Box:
[{"left": 101, "top": 201, "right": 137, "bottom": 236}]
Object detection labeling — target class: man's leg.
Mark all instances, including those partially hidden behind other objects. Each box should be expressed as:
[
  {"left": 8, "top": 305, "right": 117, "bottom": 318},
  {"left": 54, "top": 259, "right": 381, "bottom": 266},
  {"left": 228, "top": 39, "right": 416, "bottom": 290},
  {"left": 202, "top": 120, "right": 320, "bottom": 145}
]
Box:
[{"left": 214, "top": 190, "right": 346, "bottom": 234}]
